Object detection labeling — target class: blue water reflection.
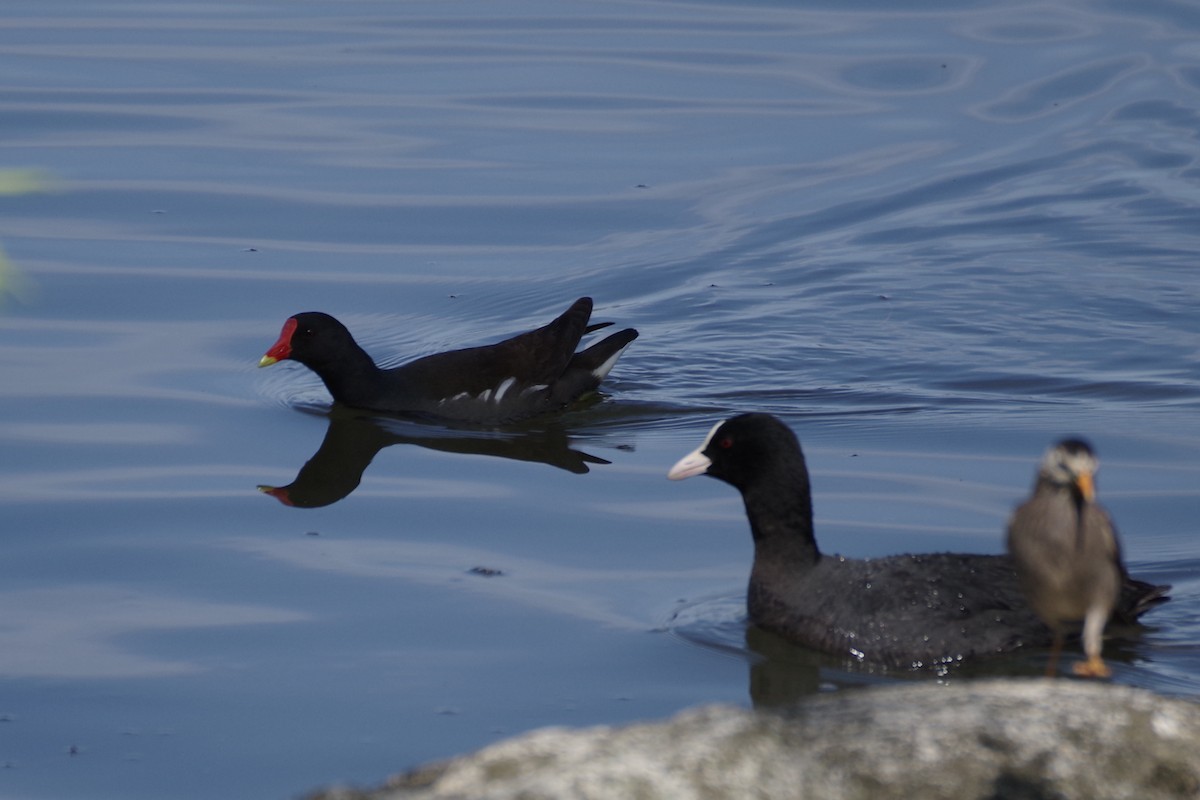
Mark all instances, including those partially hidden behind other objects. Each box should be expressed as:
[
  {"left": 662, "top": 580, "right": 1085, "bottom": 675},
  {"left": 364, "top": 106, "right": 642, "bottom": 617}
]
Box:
[{"left": 0, "top": 1, "right": 1198, "bottom": 798}]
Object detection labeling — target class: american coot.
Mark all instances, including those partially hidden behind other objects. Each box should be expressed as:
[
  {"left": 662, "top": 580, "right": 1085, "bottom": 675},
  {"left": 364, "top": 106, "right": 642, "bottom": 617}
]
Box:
[
  {"left": 259, "top": 297, "right": 637, "bottom": 424},
  {"left": 1007, "top": 439, "right": 1122, "bottom": 678},
  {"left": 667, "top": 413, "right": 1168, "bottom": 670}
]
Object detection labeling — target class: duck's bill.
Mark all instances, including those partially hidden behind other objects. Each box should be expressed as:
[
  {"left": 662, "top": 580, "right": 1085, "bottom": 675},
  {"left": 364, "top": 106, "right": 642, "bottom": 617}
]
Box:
[
  {"left": 1075, "top": 471, "right": 1096, "bottom": 503},
  {"left": 667, "top": 448, "right": 711, "bottom": 480}
]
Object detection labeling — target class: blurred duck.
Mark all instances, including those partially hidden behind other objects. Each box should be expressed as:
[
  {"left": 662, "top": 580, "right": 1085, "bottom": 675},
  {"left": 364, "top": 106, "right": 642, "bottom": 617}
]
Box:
[{"left": 1007, "top": 439, "right": 1126, "bottom": 678}]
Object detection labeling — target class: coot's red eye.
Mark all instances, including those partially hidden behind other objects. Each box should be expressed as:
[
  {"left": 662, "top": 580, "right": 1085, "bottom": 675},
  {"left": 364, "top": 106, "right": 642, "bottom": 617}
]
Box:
[{"left": 719, "top": 437, "right": 733, "bottom": 449}]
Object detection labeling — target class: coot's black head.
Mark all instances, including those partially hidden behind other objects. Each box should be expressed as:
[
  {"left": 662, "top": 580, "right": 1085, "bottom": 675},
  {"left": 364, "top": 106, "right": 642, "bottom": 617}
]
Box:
[
  {"left": 667, "top": 413, "right": 809, "bottom": 493},
  {"left": 259, "top": 312, "right": 358, "bottom": 371}
]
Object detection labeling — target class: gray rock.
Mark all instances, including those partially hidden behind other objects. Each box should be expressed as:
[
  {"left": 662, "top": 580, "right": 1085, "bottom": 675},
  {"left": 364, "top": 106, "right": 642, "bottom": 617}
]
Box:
[{"left": 308, "top": 679, "right": 1200, "bottom": 800}]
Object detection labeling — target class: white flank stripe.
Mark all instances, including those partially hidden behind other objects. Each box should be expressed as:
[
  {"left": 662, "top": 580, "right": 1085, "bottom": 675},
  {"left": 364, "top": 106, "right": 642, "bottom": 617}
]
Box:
[
  {"left": 591, "top": 343, "right": 631, "bottom": 380},
  {"left": 493, "top": 377, "right": 516, "bottom": 403}
]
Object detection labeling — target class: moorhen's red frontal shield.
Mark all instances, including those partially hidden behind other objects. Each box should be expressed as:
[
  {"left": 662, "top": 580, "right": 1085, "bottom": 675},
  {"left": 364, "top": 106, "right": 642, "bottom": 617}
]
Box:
[{"left": 258, "top": 317, "right": 298, "bottom": 367}]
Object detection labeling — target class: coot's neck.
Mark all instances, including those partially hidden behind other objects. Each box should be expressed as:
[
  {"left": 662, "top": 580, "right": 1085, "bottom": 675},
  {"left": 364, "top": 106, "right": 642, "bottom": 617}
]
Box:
[{"left": 741, "top": 477, "right": 821, "bottom": 569}]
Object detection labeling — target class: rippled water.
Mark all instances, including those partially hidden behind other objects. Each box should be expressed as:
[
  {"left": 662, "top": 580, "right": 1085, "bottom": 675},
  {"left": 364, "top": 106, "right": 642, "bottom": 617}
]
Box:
[{"left": 1, "top": 2, "right": 1198, "bottom": 798}]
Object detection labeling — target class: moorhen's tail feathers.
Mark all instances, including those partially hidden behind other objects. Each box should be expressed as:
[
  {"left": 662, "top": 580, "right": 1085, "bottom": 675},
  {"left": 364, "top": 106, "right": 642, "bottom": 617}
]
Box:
[
  {"left": 482, "top": 296, "right": 594, "bottom": 386},
  {"left": 571, "top": 328, "right": 640, "bottom": 379}
]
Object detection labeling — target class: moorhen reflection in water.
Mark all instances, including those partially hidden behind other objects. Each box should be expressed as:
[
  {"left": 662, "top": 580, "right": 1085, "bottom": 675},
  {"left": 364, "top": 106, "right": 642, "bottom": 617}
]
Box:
[{"left": 259, "top": 407, "right": 613, "bottom": 508}]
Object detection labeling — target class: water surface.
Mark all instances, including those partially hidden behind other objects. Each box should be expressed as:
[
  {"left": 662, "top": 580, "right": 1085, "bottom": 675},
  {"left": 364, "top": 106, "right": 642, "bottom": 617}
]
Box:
[{"left": 1, "top": 2, "right": 1198, "bottom": 798}]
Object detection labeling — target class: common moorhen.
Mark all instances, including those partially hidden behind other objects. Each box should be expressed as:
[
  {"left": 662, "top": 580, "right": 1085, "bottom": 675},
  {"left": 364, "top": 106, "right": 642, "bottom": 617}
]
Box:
[{"left": 259, "top": 297, "right": 637, "bottom": 424}]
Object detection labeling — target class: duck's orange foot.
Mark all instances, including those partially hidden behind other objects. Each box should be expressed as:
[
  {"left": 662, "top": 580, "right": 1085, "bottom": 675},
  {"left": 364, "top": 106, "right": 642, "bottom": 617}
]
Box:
[{"left": 1072, "top": 655, "right": 1112, "bottom": 679}]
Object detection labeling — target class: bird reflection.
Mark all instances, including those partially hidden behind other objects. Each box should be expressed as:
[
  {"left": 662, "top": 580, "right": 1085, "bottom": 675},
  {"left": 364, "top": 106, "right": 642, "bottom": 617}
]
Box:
[
  {"left": 744, "top": 626, "right": 827, "bottom": 708},
  {"left": 259, "top": 406, "right": 613, "bottom": 508},
  {"left": 741, "top": 621, "right": 1157, "bottom": 710}
]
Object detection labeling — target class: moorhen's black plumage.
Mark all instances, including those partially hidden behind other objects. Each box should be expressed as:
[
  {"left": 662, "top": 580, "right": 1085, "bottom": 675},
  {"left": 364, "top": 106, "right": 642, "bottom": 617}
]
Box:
[
  {"left": 1007, "top": 439, "right": 1123, "bottom": 678},
  {"left": 667, "top": 413, "right": 1168, "bottom": 670},
  {"left": 259, "top": 297, "right": 637, "bottom": 423},
  {"left": 258, "top": 410, "right": 613, "bottom": 508}
]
